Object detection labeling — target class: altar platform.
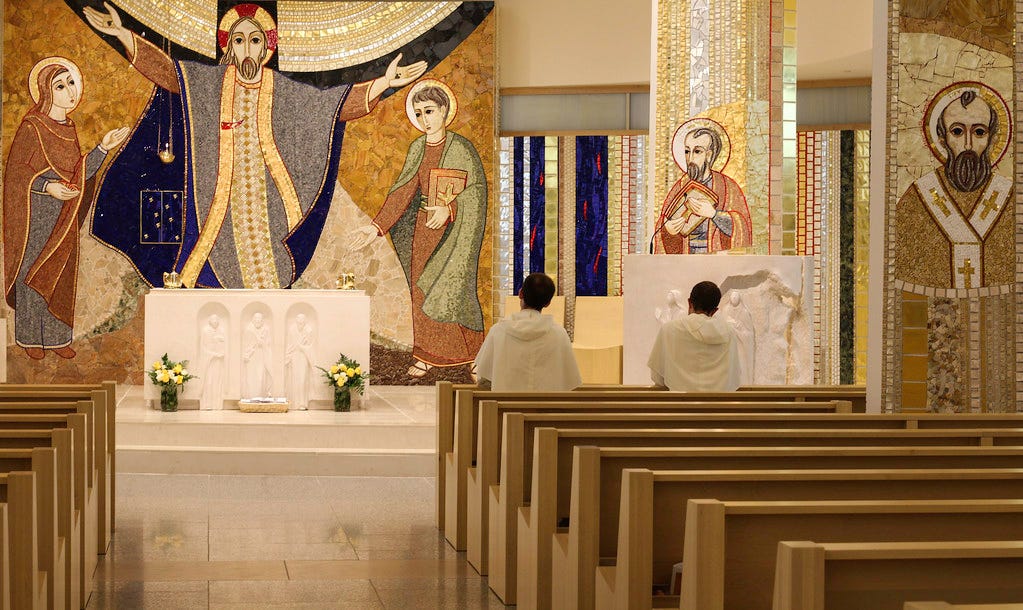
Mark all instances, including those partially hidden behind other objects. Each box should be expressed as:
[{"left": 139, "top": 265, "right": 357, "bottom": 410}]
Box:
[{"left": 116, "top": 384, "right": 435, "bottom": 477}]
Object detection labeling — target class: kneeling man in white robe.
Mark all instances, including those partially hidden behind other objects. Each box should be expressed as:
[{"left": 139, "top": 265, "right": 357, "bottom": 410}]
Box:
[
  {"left": 475, "top": 273, "right": 582, "bottom": 391},
  {"left": 647, "top": 280, "right": 742, "bottom": 392}
]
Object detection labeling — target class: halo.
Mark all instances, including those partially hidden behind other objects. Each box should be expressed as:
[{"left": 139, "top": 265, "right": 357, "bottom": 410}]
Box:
[
  {"left": 405, "top": 79, "right": 458, "bottom": 132},
  {"left": 29, "top": 56, "right": 83, "bottom": 108},
  {"left": 671, "top": 117, "right": 731, "bottom": 173},
  {"left": 218, "top": 3, "right": 278, "bottom": 65},
  {"left": 923, "top": 81, "right": 1011, "bottom": 167}
]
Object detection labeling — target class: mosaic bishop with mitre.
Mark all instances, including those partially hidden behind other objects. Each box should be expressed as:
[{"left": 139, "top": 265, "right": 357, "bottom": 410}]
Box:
[{"left": 895, "top": 82, "right": 1014, "bottom": 294}]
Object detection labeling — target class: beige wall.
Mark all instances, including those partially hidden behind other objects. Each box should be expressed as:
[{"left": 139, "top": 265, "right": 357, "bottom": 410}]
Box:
[{"left": 497, "top": 0, "right": 651, "bottom": 88}]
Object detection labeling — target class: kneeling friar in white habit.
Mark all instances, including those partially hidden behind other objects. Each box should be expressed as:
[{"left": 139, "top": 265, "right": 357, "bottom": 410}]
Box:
[
  {"left": 647, "top": 280, "right": 742, "bottom": 392},
  {"left": 475, "top": 273, "right": 582, "bottom": 391}
]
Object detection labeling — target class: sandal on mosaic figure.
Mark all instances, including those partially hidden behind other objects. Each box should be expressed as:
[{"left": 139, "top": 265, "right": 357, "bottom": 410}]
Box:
[{"left": 408, "top": 359, "right": 433, "bottom": 378}]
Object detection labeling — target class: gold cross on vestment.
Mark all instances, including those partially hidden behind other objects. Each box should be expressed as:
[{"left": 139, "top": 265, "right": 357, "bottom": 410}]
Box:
[
  {"left": 929, "top": 188, "right": 951, "bottom": 217},
  {"left": 979, "top": 191, "right": 1000, "bottom": 220},
  {"left": 957, "top": 258, "right": 976, "bottom": 289}
]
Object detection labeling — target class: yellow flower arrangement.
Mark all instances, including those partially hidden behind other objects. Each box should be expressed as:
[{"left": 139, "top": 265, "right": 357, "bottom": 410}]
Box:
[
  {"left": 318, "top": 353, "right": 367, "bottom": 395},
  {"left": 146, "top": 353, "right": 197, "bottom": 388}
]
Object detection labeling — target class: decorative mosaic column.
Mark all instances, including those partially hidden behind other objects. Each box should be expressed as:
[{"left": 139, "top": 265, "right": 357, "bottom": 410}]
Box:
[
  {"left": 650, "top": 0, "right": 794, "bottom": 255},
  {"left": 882, "top": 2, "right": 1019, "bottom": 413}
]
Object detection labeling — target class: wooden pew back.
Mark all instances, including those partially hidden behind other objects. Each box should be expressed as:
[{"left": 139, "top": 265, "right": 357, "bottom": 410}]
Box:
[
  {"left": 0, "top": 427, "right": 84, "bottom": 610},
  {"left": 0, "top": 472, "right": 38, "bottom": 610},
  {"left": 608, "top": 469, "right": 1023, "bottom": 610},
  {"left": 773, "top": 540, "right": 1023, "bottom": 610},
  {"left": 0, "top": 452, "right": 58, "bottom": 610},
  {"left": 0, "top": 412, "right": 93, "bottom": 610},
  {"left": 682, "top": 499, "right": 1023, "bottom": 610}
]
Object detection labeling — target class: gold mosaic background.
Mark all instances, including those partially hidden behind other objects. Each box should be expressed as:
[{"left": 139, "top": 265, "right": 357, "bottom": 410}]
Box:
[{"left": 1, "top": 0, "right": 496, "bottom": 384}]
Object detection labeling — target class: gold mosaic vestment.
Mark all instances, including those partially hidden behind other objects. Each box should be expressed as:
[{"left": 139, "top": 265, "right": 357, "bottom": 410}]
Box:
[{"left": 894, "top": 167, "right": 1013, "bottom": 292}]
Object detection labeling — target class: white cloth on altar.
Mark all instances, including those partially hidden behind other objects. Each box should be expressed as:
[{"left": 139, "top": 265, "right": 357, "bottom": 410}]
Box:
[
  {"left": 647, "top": 312, "right": 741, "bottom": 392},
  {"left": 475, "top": 309, "right": 581, "bottom": 392}
]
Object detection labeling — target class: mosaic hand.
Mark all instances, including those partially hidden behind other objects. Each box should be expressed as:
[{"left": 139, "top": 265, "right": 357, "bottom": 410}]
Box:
[
  {"left": 351, "top": 225, "right": 379, "bottom": 250},
  {"left": 101, "top": 127, "right": 130, "bottom": 151},
  {"left": 82, "top": 3, "right": 131, "bottom": 50},
  {"left": 386, "top": 54, "right": 429, "bottom": 88},
  {"left": 424, "top": 205, "right": 450, "bottom": 229},
  {"left": 44, "top": 182, "right": 79, "bottom": 201}
]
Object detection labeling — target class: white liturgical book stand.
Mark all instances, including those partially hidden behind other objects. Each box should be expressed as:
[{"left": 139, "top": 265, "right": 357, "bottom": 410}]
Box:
[
  {"left": 623, "top": 255, "right": 814, "bottom": 386},
  {"left": 144, "top": 289, "right": 370, "bottom": 410}
]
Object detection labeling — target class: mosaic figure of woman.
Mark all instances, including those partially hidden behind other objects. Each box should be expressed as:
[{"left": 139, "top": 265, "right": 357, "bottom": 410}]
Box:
[
  {"left": 2, "top": 57, "right": 128, "bottom": 359},
  {"left": 353, "top": 80, "right": 487, "bottom": 379}
]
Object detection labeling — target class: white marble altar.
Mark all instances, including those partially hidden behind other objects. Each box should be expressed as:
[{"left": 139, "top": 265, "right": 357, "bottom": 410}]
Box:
[
  {"left": 623, "top": 255, "right": 814, "bottom": 385},
  {"left": 144, "top": 290, "right": 370, "bottom": 409}
]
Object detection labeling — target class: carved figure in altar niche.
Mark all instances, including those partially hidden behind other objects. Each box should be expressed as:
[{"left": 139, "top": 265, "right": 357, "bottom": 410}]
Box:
[
  {"left": 2, "top": 57, "right": 128, "bottom": 360},
  {"left": 655, "top": 289, "right": 686, "bottom": 325},
  {"left": 199, "top": 314, "right": 228, "bottom": 410},
  {"left": 352, "top": 80, "right": 487, "bottom": 379},
  {"left": 84, "top": 2, "right": 427, "bottom": 289},
  {"left": 284, "top": 314, "right": 315, "bottom": 410},
  {"left": 895, "top": 82, "right": 1013, "bottom": 293},
  {"left": 720, "top": 290, "right": 755, "bottom": 386},
  {"left": 242, "top": 312, "right": 273, "bottom": 397},
  {"left": 653, "top": 118, "right": 752, "bottom": 254}
]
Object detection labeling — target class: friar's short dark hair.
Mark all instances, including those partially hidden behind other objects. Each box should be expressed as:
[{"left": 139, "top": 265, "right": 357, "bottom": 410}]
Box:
[
  {"left": 689, "top": 280, "right": 722, "bottom": 314},
  {"left": 521, "top": 273, "right": 556, "bottom": 310}
]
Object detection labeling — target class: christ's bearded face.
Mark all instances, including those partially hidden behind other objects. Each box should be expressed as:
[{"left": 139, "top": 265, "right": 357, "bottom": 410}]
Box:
[
  {"left": 940, "top": 98, "right": 995, "bottom": 192},
  {"left": 229, "top": 19, "right": 266, "bottom": 81},
  {"left": 684, "top": 132, "right": 713, "bottom": 182}
]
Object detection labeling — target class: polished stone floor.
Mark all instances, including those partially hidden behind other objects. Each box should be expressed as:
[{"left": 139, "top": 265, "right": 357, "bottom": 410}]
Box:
[{"left": 90, "top": 474, "right": 502, "bottom": 608}]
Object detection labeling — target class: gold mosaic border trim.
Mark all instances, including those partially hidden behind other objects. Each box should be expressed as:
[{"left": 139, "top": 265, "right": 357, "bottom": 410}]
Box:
[
  {"left": 544, "top": 137, "right": 560, "bottom": 282},
  {"left": 853, "top": 130, "right": 871, "bottom": 384},
  {"left": 881, "top": 0, "right": 900, "bottom": 412},
  {"left": 559, "top": 138, "right": 577, "bottom": 339},
  {"left": 1016, "top": 0, "right": 1023, "bottom": 410},
  {"left": 777, "top": 0, "right": 797, "bottom": 254},
  {"left": 608, "top": 137, "right": 623, "bottom": 296}
]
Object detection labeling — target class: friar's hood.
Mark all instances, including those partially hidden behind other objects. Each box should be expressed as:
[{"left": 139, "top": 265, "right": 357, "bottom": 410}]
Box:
[
  {"left": 677, "top": 313, "right": 732, "bottom": 345},
  {"left": 503, "top": 309, "right": 558, "bottom": 342}
]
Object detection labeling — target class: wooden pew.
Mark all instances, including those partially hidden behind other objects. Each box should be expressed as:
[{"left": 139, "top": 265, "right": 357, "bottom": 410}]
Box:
[
  {"left": 435, "top": 382, "right": 476, "bottom": 529},
  {"left": 1, "top": 471, "right": 42, "bottom": 609},
  {"left": 772, "top": 540, "right": 1023, "bottom": 610},
  {"left": 0, "top": 503, "right": 8, "bottom": 610},
  {"left": 0, "top": 400, "right": 104, "bottom": 561},
  {"left": 0, "top": 385, "right": 113, "bottom": 549},
  {"left": 487, "top": 422, "right": 1023, "bottom": 604},
  {"left": 0, "top": 427, "right": 87, "bottom": 610},
  {"left": 593, "top": 469, "right": 1023, "bottom": 610},
  {"left": 0, "top": 451, "right": 62, "bottom": 610},
  {"left": 549, "top": 448, "right": 1023, "bottom": 610},
  {"left": 681, "top": 499, "right": 1023, "bottom": 610},
  {"left": 455, "top": 397, "right": 852, "bottom": 555},
  {"left": 0, "top": 413, "right": 95, "bottom": 609},
  {"left": 905, "top": 603, "right": 1023, "bottom": 609},
  {"left": 503, "top": 412, "right": 1023, "bottom": 607},
  {"left": 439, "top": 384, "right": 867, "bottom": 537}
]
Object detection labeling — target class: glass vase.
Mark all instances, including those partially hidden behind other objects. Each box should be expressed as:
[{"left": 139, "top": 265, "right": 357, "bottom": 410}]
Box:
[
  {"left": 333, "top": 386, "right": 351, "bottom": 412},
  {"left": 160, "top": 385, "right": 179, "bottom": 412}
]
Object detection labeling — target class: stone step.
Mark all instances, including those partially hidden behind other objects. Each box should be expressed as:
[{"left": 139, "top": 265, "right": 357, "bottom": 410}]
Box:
[
  {"left": 118, "top": 420, "right": 434, "bottom": 450},
  {"left": 117, "top": 445, "right": 435, "bottom": 476}
]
